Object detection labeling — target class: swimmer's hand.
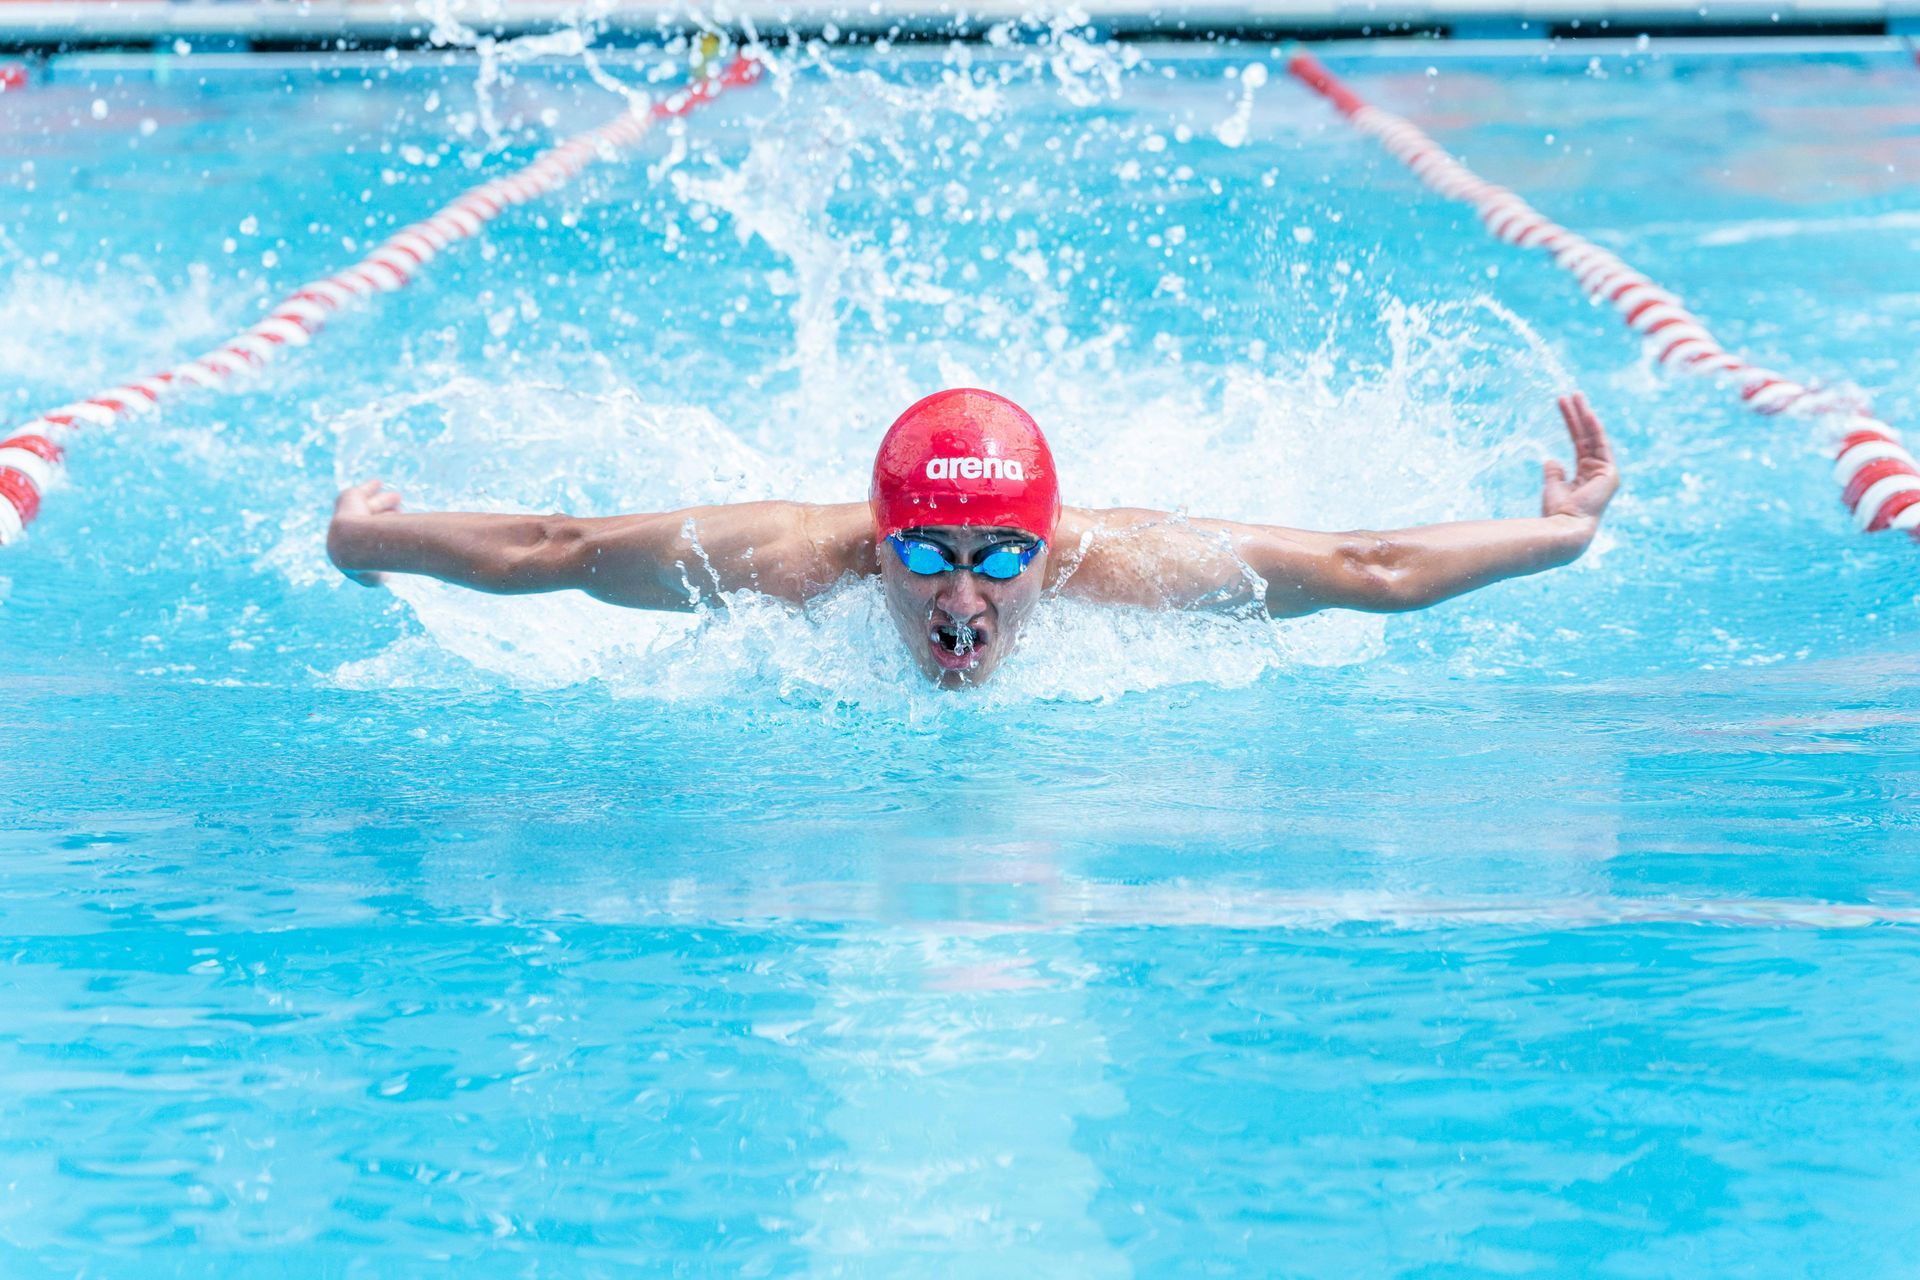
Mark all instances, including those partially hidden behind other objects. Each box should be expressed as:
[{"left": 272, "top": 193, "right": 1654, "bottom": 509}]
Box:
[
  {"left": 327, "top": 479, "right": 405, "bottom": 588},
  {"left": 1540, "top": 392, "right": 1619, "bottom": 538}
]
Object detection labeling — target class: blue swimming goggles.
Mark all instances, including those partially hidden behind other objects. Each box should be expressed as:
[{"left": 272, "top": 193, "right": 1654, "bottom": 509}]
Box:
[{"left": 886, "top": 533, "right": 1045, "bottom": 581}]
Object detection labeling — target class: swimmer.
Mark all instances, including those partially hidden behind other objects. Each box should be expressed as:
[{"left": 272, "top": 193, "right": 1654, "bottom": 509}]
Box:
[{"left": 326, "top": 387, "right": 1619, "bottom": 687}]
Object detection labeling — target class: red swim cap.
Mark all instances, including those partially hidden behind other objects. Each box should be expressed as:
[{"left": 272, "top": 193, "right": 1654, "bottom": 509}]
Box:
[{"left": 869, "top": 388, "right": 1061, "bottom": 542}]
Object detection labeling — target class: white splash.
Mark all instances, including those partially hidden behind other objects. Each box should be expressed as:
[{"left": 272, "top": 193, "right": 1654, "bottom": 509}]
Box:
[
  {"left": 415, "top": 0, "right": 662, "bottom": 148},
  {"left": 307, "top": 289, "right": 1563, "bottom": 707},
  {"left": 1212, "top": 62, "right": 1269, "bottom": 149},
  {"left": 0, "top": 262, "right": 234, "bottom": 390},
  {"left": 304, "top": 41, "right": 1576, "bottom": 709}
]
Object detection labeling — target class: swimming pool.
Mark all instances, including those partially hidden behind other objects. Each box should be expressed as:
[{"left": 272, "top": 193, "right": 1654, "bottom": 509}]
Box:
[{"left": 5, "top": 33, "right": 1920, "bottom": 1273}]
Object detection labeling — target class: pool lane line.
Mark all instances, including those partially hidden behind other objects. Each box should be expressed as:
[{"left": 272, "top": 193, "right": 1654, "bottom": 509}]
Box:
[
  {"left": 0, "top": 54, "right": 763, "bottom": 547},
  {"left": 1286, "top": 50, "right": 1920, "bottom": 543}
]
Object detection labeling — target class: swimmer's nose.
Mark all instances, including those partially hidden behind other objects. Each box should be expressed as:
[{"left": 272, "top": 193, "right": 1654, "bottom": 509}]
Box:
[{"left": 934, "top": 571, "right": 989, "bottom": 621}]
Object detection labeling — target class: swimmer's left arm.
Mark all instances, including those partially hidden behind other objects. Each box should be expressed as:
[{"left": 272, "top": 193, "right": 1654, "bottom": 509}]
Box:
[
  {"left": 1055, "top": 394, "right": 1619, "bottom": 616},
  {"left": 1238, "top": 511, "right": 1601, "bottom": 617}
]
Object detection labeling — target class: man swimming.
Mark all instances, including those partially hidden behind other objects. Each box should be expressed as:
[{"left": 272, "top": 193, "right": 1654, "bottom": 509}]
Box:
[{"left": 326, "top": 387, "right": 1619, "bottom": 687}]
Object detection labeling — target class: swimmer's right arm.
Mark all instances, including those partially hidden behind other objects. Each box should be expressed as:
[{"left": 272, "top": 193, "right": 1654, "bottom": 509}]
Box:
[
  {"left": 1053, "top": 394, "right": 1619, "bottom": 616},
  {"left": 326, "top": 481, "right": 875, "bottom": 609}
]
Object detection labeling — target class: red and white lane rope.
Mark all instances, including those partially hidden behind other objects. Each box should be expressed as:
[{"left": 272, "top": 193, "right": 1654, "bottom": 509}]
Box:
[
  {"left": 1287, "top": 51, "right": 1920, "bottom": 541},
  {"left": 0, "top": 54, "right": 762, "bottom": 545}
]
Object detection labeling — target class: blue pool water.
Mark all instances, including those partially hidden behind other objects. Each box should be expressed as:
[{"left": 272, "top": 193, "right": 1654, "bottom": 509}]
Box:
[{"left": 5, "top": 33, "right": 1920, "bottom": 1273}]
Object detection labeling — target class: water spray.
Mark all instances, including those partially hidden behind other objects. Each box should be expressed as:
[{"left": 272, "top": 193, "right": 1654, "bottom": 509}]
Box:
[
  {"left": 1286, "top": 46, "right": 1920, "bottom": 543},
  {"left": 0, "top": 49, "right": 764, "bottom": 546}
]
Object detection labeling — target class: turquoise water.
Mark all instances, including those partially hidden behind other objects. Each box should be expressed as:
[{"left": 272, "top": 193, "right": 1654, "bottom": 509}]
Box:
[{"left": 5, "top": 36, "right": 1920, "bottom": 1274}]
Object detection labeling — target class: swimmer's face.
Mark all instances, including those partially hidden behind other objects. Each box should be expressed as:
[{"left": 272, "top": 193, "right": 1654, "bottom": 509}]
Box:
[{"left": 879, "top": 525, "right": 1049, "bottom": 688}]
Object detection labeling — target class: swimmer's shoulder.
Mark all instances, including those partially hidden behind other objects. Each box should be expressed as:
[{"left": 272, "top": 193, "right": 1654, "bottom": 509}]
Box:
[
  {"left": 797, "top": 501, "right": 880, "bottom": 582},
  {"left": 1045, "top": 505, "right": 1171, "bottom": 597},
  {"left": 1047, "top": 505, "right": 1272, "bottom": 610},
  {"left": 1050, "top": 505, "right": 1183, "bottom": 561}
]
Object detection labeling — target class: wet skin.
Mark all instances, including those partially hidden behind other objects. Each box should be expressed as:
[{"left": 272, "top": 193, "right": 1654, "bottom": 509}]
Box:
[
  {"left": 878, "top": 526, "right": 1048, "bottom": 689},
  {"left": 327, "top": 393, "right": 1621, "bottom": 690}
]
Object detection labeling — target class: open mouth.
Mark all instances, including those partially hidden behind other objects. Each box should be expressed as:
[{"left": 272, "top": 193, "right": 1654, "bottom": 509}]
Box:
[{"left": 929, "top": 620, "right": 988, "bottom": 672}]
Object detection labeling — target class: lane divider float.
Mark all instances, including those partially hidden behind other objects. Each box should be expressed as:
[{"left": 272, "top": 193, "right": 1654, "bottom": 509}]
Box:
[
  {"left": 0, "top": 53, "right": 762, "bottom": 545},
  {"left": 1287, "top": 50, "right": 1920, "bottom": 541},
  {"left": 0, "top": 63, "right": 25, "bottom": 92}
]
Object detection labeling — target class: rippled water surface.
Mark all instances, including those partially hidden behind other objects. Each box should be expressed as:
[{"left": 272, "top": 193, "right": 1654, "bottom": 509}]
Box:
[{"left": 4, "top": 35, "right": 1920, "bottom": 1275}]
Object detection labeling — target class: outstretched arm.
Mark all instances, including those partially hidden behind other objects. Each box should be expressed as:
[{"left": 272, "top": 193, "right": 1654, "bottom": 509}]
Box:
[
  {"left": 325, "top": 484, "right": 873, "bottom": 610},
  {"left": 1053, "top": 394, "right": 1620, "bottom": 617}
]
